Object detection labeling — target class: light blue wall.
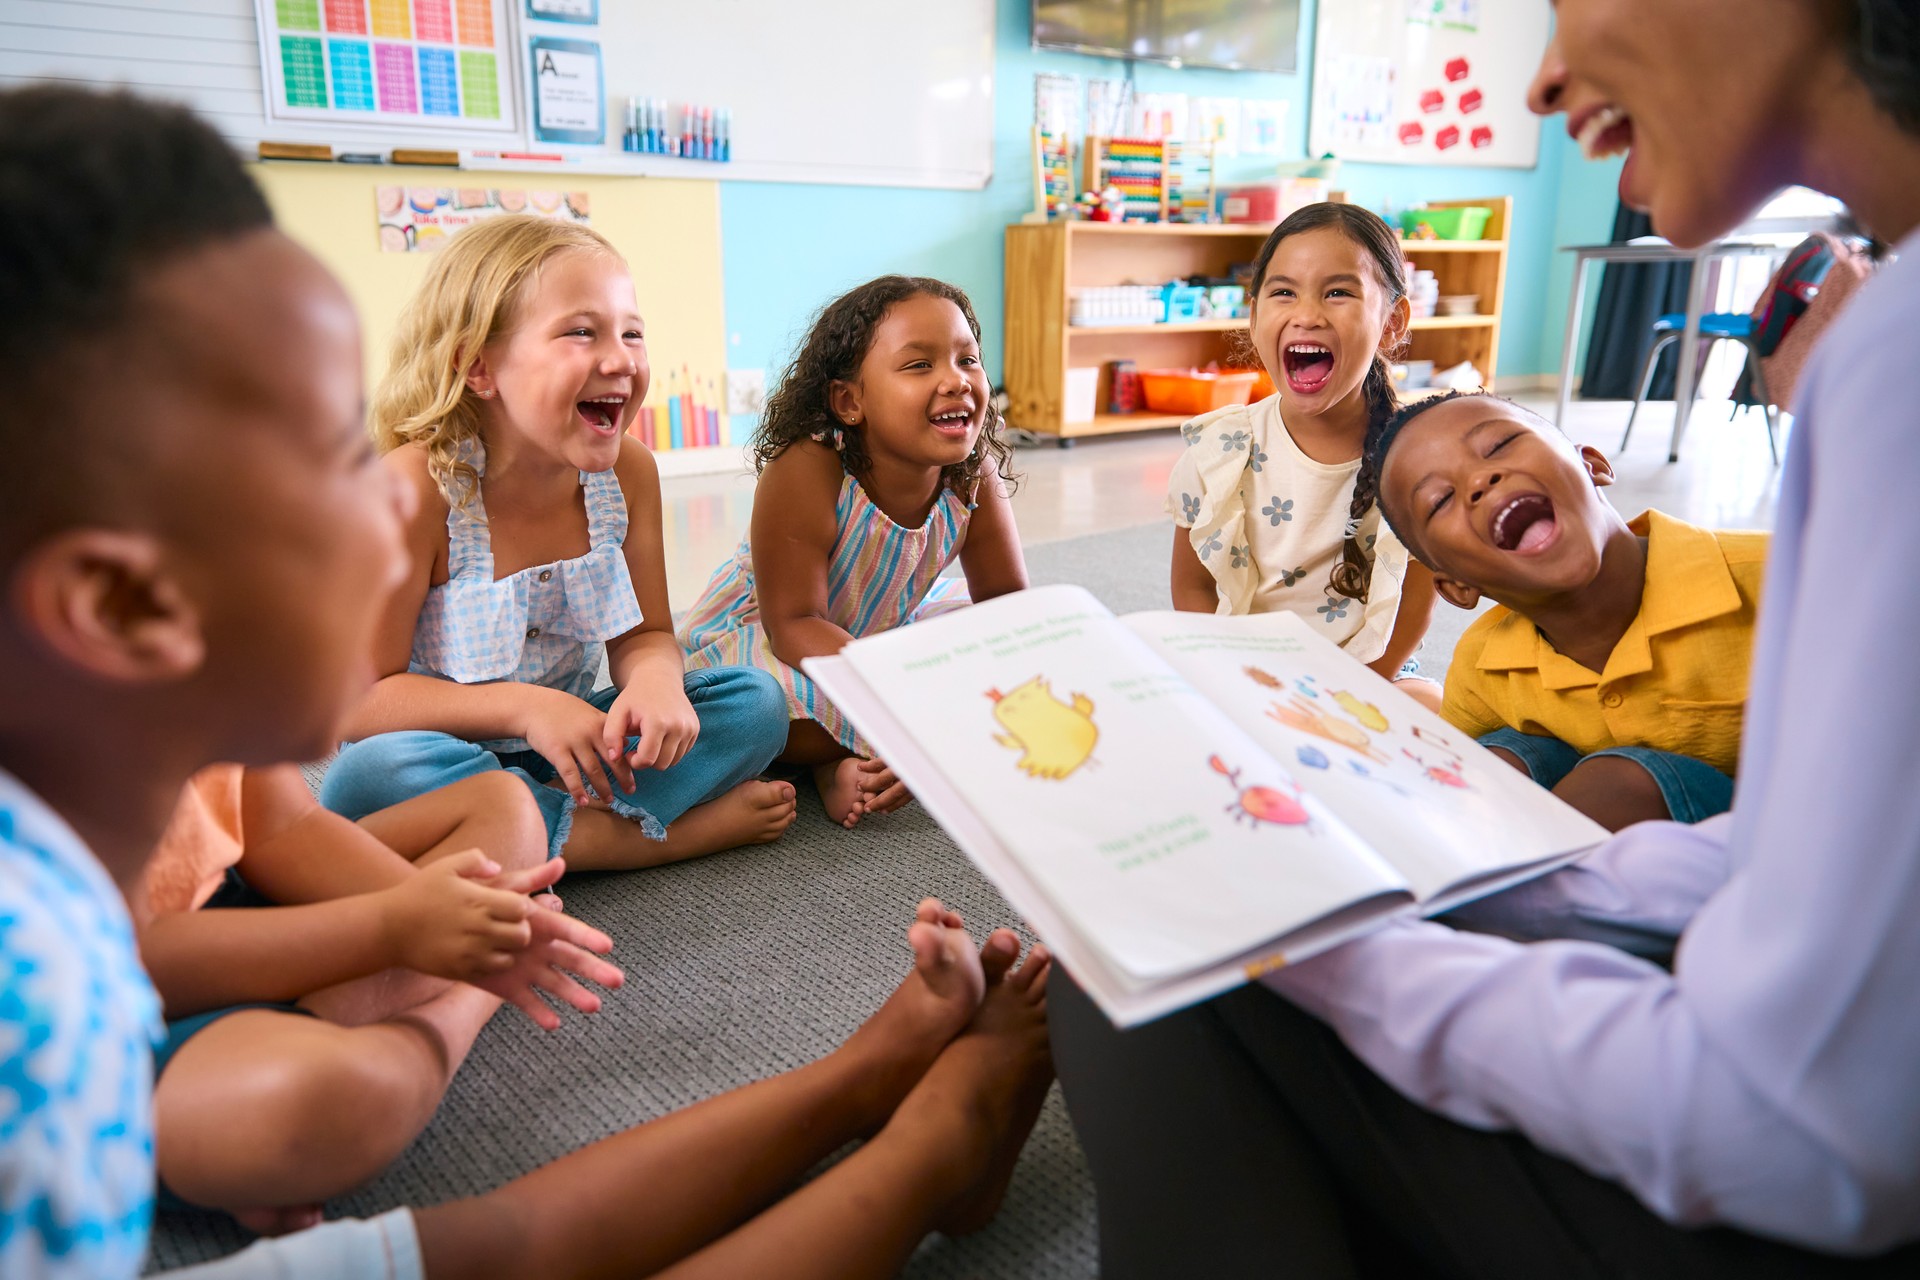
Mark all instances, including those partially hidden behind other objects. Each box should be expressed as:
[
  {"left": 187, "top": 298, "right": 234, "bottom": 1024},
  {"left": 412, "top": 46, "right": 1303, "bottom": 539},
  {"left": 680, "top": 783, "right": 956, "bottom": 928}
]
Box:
[
  {"left": 718, "top": 0, "right": 1615, "bottom": 406},
  {"left": 1541, "top": 147, "right": 1627, "bottom": 382}
]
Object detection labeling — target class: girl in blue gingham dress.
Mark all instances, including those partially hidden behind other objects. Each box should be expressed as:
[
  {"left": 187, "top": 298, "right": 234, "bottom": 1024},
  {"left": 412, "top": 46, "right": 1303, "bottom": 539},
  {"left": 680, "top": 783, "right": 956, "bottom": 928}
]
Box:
[{"left": 321, "top": 216, "right": 795, "bottom": 871}]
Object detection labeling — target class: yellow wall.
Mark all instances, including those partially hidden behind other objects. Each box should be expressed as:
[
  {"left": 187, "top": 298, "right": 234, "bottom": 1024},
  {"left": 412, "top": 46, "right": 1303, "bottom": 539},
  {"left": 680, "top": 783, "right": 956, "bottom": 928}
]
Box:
[{"left": 248, "top": 162, "right": 726, "bottom": 414}]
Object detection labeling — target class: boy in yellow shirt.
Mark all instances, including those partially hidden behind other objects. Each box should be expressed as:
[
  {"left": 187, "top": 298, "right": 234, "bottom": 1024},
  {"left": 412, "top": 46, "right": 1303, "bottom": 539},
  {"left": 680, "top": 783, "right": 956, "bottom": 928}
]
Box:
[{"left": 1366, "top": 391, "right": 1767, "bottom": 831}]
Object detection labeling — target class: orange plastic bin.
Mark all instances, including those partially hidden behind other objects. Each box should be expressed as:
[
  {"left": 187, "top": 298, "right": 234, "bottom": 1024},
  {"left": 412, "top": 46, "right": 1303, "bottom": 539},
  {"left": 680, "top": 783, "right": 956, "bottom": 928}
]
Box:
[{"left": 1138, "top": 368, "right": 1260, "bottom": 416}]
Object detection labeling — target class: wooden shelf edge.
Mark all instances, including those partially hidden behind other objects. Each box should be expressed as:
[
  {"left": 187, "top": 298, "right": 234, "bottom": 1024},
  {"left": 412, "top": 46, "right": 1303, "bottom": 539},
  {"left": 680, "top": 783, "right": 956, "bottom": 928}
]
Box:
[
  {"left": 1399, "top": 240, "right": 1508, "bottom": 252},
  {"left": 1057, "top": 220, "right": 1278, "bottom": 237},
  {"left": 1067, "top": 319, "right": 1247, "bottom": 336},
  {"left": 1413, "top": 312, "right": 1497, "bottom": 328}
]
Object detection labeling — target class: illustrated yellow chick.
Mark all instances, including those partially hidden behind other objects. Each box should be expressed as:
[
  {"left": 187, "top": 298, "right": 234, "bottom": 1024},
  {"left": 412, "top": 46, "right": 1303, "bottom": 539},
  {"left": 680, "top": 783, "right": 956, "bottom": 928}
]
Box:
[
  {"left": 987, "top": 677, "right": 1099, "bottom": 780},
  {"left": 1332, "top": 690, "right": 1390, "bottom": 733}
]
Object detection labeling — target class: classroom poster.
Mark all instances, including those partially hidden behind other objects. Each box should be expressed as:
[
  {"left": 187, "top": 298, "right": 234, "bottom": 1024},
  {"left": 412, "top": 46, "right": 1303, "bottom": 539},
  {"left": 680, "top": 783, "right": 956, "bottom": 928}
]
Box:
[
  {"left": 1308, "top": 0, "right": 1548, "bottom": 167},
  {"left": 375, "top": 185, "right": 588, "bottom": 252},
  {"left": 528, "top": 34, "right": 605, "bottom": 144},
  {"left": 256, "top": 0, "right": 519, "bottom": 133}
]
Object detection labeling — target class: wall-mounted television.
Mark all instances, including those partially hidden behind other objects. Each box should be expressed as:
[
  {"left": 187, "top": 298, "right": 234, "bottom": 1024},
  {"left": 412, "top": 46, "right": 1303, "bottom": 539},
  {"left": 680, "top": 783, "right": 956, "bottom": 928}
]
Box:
[{"left": 1033, "top": 0, "right": 1302, "bottom": 74}]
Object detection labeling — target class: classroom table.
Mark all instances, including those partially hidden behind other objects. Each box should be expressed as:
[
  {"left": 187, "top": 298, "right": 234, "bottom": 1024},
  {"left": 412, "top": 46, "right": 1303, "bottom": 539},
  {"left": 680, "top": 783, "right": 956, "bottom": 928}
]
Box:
[{"left": 1555, "top": 239, "right": 1781, "bottom": 462}]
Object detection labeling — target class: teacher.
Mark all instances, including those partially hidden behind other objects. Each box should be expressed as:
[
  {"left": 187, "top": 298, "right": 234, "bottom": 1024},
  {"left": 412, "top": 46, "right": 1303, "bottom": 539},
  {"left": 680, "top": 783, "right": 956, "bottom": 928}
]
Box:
[{"left": 1051, "top": 2, "right": 1920, "bottom": 1276}]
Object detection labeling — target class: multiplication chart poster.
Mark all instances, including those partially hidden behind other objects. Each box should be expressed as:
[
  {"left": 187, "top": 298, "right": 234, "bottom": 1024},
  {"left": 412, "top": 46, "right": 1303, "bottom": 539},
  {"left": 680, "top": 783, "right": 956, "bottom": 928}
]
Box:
[{"left": 258, "top": 0, "right": 520, "bottom": 134}]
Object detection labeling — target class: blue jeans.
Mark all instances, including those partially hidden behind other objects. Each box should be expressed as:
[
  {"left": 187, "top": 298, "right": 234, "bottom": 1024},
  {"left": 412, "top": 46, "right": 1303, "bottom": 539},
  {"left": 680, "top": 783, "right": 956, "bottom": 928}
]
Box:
[
  {"left": 320, "top": 667, "right": 788, "bottom": 857},
  {"left": 1478, "top": 727, "right": 1735, "bottom": 825}
]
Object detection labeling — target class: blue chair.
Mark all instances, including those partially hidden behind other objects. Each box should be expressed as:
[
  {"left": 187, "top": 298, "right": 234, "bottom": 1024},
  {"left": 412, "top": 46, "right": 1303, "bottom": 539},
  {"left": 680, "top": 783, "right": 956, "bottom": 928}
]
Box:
[{"left": 1620, "top": 312, "right": 1779, "bottom": 463}]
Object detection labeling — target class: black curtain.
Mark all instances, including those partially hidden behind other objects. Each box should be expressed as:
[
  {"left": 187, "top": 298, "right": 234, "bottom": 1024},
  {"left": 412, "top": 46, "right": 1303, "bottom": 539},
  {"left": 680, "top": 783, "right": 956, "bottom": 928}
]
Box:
[{"left": 1578, "top": 205, "right": 1692, "bottom": 400}]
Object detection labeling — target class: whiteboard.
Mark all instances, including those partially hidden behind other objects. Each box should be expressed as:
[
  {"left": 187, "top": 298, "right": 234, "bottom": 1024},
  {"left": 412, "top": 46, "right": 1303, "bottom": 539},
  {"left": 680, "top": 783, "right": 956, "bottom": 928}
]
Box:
[
  {"left": 0, "top": 0, "right": 996, "bottom": 189},
  {"left": 1308, "top": 0, "right": 1549, "bottom": 168},
  {"left": 595, "top": 0, "right": 995, "bottom": 189}
]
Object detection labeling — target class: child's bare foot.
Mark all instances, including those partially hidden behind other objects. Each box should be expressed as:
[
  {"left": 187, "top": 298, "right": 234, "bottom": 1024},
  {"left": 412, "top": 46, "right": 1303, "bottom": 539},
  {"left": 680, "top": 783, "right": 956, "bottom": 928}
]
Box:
[
  {"left": 657, "top": 780, "right": 798, "bottom": 858},
  {"left": 230, "top": 1203, "right": 324, "bottom": 1237},
  {"left": 815, "top": 757, "right": 869, "bottom": 828},
  {"left": 883, "top": 940, "right": 1054, "bottom": 1237},
  {"left": 832, "top": 899, "right": 1019, "bottom": 1133},
  {"left": 856, "top": 756, "right": 913, "bottom": 816}
]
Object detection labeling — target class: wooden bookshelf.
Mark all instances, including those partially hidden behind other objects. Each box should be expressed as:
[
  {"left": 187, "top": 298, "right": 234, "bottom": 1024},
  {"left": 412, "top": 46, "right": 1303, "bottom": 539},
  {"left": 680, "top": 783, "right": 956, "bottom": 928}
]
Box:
[
  {"left": 1003, "top": 197, "right": 1512, "bottom": 444},
  {"left": 1400, "top": 197, "right": 1512, "bottom": 391}
]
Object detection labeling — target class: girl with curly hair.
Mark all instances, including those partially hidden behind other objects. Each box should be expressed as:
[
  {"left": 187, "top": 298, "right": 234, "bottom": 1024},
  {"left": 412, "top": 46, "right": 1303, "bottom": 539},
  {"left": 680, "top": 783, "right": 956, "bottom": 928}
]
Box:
[
  {"left": 321, "top": 215, "right": 797, "bottom": 873},
  {"left": 681, "top": 276, "right": 1028, "bottom": 827}
]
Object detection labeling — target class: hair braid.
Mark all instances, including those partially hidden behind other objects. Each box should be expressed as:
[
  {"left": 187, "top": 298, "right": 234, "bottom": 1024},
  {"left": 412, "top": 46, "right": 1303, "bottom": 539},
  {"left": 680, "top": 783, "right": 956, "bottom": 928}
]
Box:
[{"left": 1328, "top": 352, "right": 1403, "bottom": 602}]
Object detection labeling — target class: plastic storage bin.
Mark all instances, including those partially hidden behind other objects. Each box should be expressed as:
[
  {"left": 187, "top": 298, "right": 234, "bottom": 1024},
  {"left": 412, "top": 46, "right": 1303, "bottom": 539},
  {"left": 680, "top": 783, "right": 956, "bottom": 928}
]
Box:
[
  {"left": 1139, "top": 368, "right": 1260, "bottom": 416},
  {"left": 1399, "top": 206, "right": 1492, "bottom": 240},
  {"left": 1160, "top": 283, "right": 1208, "bottom": 323}
]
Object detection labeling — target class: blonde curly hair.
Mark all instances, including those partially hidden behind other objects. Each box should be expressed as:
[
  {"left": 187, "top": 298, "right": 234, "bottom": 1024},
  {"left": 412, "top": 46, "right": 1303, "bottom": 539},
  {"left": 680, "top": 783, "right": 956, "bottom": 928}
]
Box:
[{"left": 371, "top": 214, "right": 624, "bottom": 506}]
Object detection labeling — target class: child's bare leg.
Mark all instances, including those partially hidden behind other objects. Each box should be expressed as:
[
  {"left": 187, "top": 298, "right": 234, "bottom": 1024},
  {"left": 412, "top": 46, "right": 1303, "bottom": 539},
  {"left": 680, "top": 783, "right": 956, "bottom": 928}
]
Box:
[
  {"left": 639, "top": 943, "right": 1053, "bottom": 1280},
  {"left": 1486, "top": 746, "right": 1532, "bottom": 775},
  {"left": 1392, "top": 676, "right": 1445, "bottom": 715},
  {"left": 154, "top": 981, "right": 502, "bottom": 1219},
  {"left": 358, "top": 771, "right": 550, "bottom": 875},
  {"left": 781, "top": 718, "right": 871, "bottom": 828},
  {"left": 556, "top": 778, "right": 799, "bottom": 871},
  {"left": 413, "top": 902, "right": 1021, "bottom": 1280},
  {"left": 1551, "top": 755, "right": 1672, "bottom": 832}
]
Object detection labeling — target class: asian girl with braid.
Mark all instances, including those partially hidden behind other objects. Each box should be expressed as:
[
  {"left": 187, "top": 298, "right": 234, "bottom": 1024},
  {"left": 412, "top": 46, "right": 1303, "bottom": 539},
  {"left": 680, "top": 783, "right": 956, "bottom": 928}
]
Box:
[{"left": 1167, "top": 203, "right": 1442, "bottom": 710}]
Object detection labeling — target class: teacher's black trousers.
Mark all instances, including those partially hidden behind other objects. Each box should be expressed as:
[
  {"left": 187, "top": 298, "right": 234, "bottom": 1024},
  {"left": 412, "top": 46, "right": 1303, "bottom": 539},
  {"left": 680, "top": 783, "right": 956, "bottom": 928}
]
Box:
[{"left": 1051, "top": 971, "right": 1920, "bottom": 1279}]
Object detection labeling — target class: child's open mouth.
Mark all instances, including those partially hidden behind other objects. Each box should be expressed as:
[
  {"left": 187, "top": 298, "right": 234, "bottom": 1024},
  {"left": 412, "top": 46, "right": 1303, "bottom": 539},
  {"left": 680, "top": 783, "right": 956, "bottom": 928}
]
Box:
[
  {"left": 1282, "top": 343, "right": 1336, "bottom": 396},
  {"left": 576, "top": 395, "right": 626, "bottom": 435},
  {"left": 929, "top": 407, "right": 974, "bottom": 439},
  {"left": 1490, "top": 493, "right": 1559, "bottom": 554}
]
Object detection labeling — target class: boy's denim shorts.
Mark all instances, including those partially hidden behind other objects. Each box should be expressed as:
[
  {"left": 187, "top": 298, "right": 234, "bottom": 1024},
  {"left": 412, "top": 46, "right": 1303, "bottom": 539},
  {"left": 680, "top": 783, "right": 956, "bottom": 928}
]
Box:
[{"left": 1477, "top": 727, "right": 1735, "bottom": 824}]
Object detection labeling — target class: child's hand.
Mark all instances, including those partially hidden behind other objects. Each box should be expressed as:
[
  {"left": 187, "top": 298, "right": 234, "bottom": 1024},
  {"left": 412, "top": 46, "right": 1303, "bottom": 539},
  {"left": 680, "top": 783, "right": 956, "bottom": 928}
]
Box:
[
  {"left": 471, "top": 859, "right": 623, "bottom": 1030},
  {"left": 522, "top": 686, "right": 635, "bottom": 805},
  {"left": 856, "top": 757, "right": 913, "bottom": 815},
  {"left": 376, "top": 850, "right": 544, "bottom": 984},
  {"left": 604, "top": 675, "right": 700, "bottom": 772}
]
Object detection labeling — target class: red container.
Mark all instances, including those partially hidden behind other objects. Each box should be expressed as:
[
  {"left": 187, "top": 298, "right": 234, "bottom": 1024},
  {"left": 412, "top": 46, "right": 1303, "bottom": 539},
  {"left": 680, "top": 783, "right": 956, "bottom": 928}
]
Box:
[
  {"left": 1459, "top": 88, "right": 1484, "bottom": 114},
  {"left": 1435, "top": 124, "right": 1462, "bottom": 151},
  {"left": 1222, "top": 184, "right": 1281, "bottom": 224},
  {"left": 1398, "top": 121, "right": 1425, "bottom": 146},
  {"left": 1139, "top": 368, "right": 1260, "bottom": 416}
]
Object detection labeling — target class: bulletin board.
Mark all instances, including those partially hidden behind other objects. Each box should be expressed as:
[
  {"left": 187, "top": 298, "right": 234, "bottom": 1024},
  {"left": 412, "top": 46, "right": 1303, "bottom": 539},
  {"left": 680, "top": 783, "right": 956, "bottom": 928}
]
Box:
[
  {"left": 257, "top": 0, "right": 519, "bottom": 135},
  {"left": 1307, "top": 0, "right": 1550, "bottom": 168}
]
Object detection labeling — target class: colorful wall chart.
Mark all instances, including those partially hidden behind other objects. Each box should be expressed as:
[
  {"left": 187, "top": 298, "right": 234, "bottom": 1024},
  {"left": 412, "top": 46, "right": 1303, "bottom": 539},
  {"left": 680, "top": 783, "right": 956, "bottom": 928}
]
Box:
[
  {"left": 375, "top": 185, "right": 588, "bottom": 252},
  {"left": 259, "top": 0, "right": 518, "bottom": 133},
  {"left": 1307, "top": 0, "right": 1548, "bottom": 168}
]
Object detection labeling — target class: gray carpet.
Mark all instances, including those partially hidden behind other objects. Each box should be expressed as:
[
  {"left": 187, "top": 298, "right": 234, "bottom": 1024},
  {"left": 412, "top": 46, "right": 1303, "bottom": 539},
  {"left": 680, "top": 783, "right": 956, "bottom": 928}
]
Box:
[{"left": 145, "top": 519, "right": 1480, "bottom": 1277}]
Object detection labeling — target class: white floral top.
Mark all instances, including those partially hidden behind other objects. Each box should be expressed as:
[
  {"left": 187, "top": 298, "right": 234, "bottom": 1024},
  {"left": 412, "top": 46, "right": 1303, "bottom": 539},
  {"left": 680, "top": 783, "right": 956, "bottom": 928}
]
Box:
[{"left": 1167, "top": 394, "right": 1408, "bottom": 663}]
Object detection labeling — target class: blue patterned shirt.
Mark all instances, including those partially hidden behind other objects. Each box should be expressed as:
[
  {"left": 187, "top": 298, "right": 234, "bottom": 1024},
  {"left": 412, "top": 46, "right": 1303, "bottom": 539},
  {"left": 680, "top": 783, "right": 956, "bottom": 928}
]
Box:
[{"left": 0, "top": 768, "right": 163, "bottom": 1279}]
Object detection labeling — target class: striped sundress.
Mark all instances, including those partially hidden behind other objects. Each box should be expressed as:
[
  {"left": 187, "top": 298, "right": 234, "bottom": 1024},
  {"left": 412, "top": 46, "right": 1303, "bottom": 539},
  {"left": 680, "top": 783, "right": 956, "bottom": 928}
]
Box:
[{"left": 680, "top": 468, "right": 972, "bottom": 754}]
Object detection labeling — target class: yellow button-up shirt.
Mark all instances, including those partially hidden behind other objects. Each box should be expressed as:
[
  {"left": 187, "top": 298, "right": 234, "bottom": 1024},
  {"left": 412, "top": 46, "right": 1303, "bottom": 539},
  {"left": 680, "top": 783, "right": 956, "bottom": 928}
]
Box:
[{"left": 1441, "top": 510, "right": 1769, "bottom": 776}]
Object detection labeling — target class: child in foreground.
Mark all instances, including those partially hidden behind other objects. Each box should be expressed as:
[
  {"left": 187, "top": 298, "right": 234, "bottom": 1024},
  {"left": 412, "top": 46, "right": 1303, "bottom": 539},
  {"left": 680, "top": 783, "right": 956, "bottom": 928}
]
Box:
[
  {"left": 139, "top": 764, "right": 617, "bottom": 1234},
  {"left": 1168, "top": 203, "right": 1440, "bottom": 708},
  {"left": 1368, "top": 391, "right": 1768, "bottom": 830},
  {"left": 321, "top": 216, "right": 795, "bottom": 871},
  {"left": 0, "top": 84, "right": 1053, "bottom": 1280},
  {"left": 680, "top": 277, "right": 1029, "bottom": 826}
]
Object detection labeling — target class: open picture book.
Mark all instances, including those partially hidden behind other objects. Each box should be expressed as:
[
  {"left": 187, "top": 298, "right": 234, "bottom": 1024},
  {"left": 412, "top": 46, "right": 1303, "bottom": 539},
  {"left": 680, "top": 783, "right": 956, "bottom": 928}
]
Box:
[{"left": 805, "top": 584, "right": 1608, "bottom": 1027}]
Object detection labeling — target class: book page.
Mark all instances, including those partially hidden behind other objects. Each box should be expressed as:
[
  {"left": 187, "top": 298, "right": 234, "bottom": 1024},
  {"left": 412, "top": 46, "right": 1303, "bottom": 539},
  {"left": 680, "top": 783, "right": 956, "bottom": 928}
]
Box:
[
  {"left": 809, "top": 653, "right": 1413, "bottom": 1027},
  {"left": 1124, "top": 610, "right": 1607, "bottom": 902},
  {"left": 829, "top": 586, "right": 1410, "bottom": 983}
]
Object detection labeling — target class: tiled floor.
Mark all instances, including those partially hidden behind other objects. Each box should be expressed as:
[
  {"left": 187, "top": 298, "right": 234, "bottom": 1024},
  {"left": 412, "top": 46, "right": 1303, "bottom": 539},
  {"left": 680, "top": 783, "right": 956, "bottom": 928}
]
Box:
[{"left": 657, "top": 391, "right": 1786, "bottom": 605}]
